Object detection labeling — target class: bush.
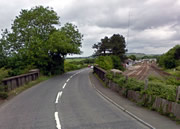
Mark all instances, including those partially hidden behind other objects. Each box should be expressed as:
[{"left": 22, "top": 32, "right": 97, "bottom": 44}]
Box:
[
  {"left": 145, "top": 82, "right": 176, "bottom": 101},
  {"left": 95, "top": 56, "right": 113, "bottom": 70},
  {"left": 106, "top": 72, "right": 144, "bottom": 91},
  {"left": 106, "top": 72, "right": 178, "bottom": 102},
  {"left": 64, "top": 61, "right": 87, "bottom": 72},
  {"left": 111, "top": 55, "right": 124, "bottom": 71},
  {"left": 0, "top": 92, "right": 8, "bottom": 99},
  {"left": 0, "top": 68, "right": 9, "bottom": 82}
]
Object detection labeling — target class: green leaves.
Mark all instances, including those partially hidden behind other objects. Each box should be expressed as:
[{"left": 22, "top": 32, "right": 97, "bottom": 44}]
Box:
[
  {"left": 0, "top": 6, "right": 83, "bottom": 75},
  {"left": 158, "top": 45, "right": 180, "bottom": 69},
  {"left": 92, "top": 34, "right": 126, "bottom": 61}
]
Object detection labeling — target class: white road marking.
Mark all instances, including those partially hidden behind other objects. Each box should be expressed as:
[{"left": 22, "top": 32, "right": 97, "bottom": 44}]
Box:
[
  {"left": 66, "top": 78, "right": 70, "bottom": 82},
  {"left": 55, "top": 112, "right": 61, "bottom": 129},
  {"left": 62, "top": 83, "right": 67, "bottom": 89},
  {"left": 55, "top": 91, "right": 63, "bottom": 104}
]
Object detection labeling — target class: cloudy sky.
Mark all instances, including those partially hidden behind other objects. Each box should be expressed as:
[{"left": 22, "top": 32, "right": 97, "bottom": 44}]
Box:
[{"left": 0, "top": 0, "right": 179, "bottom": 57}]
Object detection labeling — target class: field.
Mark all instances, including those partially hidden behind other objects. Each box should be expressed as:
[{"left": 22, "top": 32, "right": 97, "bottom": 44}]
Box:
[{"left": 65, "top": 58, "right": 86, "bottom": 62}]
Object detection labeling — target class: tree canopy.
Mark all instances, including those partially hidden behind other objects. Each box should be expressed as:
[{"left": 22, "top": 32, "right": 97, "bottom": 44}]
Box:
[
  {"left": 0, "top": 6, "right": 83, "bottom": 75},
  {"left": 92, "top": 34, "right": 127, "bottom": 61},
  {"left": 158, "top": 45, "right": 180, "bottom": 69}
]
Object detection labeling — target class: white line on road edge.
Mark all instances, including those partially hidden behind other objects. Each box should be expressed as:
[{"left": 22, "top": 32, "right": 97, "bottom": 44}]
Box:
[
  {"left": 55, "top": 91, "right": 63, "bottom": 104},
  {"left": 62, "top": 83, "right": 67, "bottom": 89},
  {"left": 55, "top": 112, "right": 61, "bottom": 129},
  {"left": 88, "top": 75, "right": 156, "bottom": 129}
]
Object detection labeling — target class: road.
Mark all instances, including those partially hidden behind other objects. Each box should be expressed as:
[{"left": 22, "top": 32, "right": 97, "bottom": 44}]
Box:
[{"left": 0, "top": 68, "right": 148, "bottom": 129}]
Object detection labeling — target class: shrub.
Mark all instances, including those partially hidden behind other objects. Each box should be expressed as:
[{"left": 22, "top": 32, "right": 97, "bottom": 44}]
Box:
[
  {"left": 0, "top": 92, "right": 8, "bottom": 99},
  {"left": 111, "top": 55, "right": 124, "bottom": 71},
  {"left": 64, "top": 61, "right": 87, "bottom": 72},
  {"left": 107, "top": 73, "right": 178, "bottom": 102},
  {"left": 145, "top": 82, "right": 176, "bottom": 101},
  {"left": 0, "top": 67, "right": 9, "bottom": 82},
  {"left": 95, "top": 56, "right": 113, "bottom": 70}
]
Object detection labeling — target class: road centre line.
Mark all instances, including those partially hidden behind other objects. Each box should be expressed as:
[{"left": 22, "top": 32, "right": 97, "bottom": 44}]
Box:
[
  {"left": 66, "top": 78, "right": 70, "bottom": 82},
  {"left": 55, "top": 91, "right": 63, "bottom": 104},
  {"left": 55, "top": 112, "right": 61, "bottom": 129},
  {"left": 62, "top": 83, "right": 67, "bottom": 89}
]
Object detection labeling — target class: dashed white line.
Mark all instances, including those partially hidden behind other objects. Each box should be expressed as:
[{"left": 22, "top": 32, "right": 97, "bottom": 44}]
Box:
[
  {"left": 55, "top": 91, "right": 63, "bottom": 104},
  {"left": 66, "top": 78, "right": 70, "bottom": 82},
  {"left": 55, "top": 112, "right": 61, "bottom": 129},
  {"left": 62, "top": 83, "right": 67, "bottom": 89}
]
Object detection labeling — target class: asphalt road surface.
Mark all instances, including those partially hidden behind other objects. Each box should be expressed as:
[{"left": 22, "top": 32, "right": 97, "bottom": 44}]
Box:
[{"left": 0, "top": 68, "right": 148, "bottom": 129}]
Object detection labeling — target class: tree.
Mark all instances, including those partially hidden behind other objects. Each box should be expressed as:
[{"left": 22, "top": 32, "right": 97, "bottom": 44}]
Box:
[
  {"left": 61, "top": 23, "right": 83, "bottom": 55},
  {"left": 129, "top": 55, "right": 136, "bottom": 61},
  {"left": 92, "top": 34, "right": 127, "bottom": 61},
  {"left": 158, "top": 45, "right": 180, "bottom": 69},
  {"left": 92, "top": 36, "right": 109, "bottom": 56},
  {"left": 110, "top": 34, "right": 126, "bottom": 57},
  {"left": 0, "top": 6, "right": 83, "bottom": 75}
]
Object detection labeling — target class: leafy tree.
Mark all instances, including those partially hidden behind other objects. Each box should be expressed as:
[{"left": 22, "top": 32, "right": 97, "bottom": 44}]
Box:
[
  {"left": 110, "top": 34, "right": 126, "bottom": 58},
  {"left": 92, "top": 36, "right": 109, "bottom": 56},
  {"left": 158, "top": 45, "right": 180, "bottom": 69},
  {"left": 128, "top": 55, "right": 136, "bottom": 61},
  {"left": 92, "top": 34, "right": 126, "bottom": 61},
  {"left": 61, "top": 23, "right": 83, "bottom": 55},
  {"left": 0, "top": 6, "right": 83, "bottom": 75}
]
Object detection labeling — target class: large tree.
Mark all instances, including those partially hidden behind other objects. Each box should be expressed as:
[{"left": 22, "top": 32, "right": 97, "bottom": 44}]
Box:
[
  {"left": 92, "top": 34, "right": 126, "bottom": 61},
  {"left": 0, "top": 6, "right": 83, "bottom": 75}
]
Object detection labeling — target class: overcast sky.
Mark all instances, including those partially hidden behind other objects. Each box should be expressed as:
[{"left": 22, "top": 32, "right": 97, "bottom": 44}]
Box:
[{"left": 0, "top": 0, "right": 179, "bottom": 57}]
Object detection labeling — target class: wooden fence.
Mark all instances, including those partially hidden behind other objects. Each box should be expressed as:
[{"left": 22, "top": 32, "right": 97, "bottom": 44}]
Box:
[{"left": 1, "top": 69, "right": 40, "bottom": 91}]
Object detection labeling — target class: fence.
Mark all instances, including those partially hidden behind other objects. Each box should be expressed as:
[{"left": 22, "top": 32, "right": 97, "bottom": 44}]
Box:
[
  {"left": 1, "top": 69, "right": 40, "bottom": 91},
  {"left": 93, "top": 66, "right": 107, "bottom": 81}
]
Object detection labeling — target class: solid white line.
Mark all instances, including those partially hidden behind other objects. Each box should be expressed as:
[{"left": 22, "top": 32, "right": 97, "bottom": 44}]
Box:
[
  {"left": 62, "top": 83, "right": 67, "bottom": 89},
  {"left": 55, "top": 112, "right": 61, "bottom": 129},
  {"left": 88, "top": 75, "right": 155, "bottom": 129},
  {"left": 55, "top": 91, "right": 63, "bottom": 104}
]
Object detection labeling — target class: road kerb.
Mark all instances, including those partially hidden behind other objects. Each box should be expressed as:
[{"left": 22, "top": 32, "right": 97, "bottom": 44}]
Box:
[{"left": 89, "top": 73, "right": 156, "bottom": 129}]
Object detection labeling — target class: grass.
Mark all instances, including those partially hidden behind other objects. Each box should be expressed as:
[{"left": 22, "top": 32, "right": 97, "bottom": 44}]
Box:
[
  {"left": 65, "top": 58, "right": 86, "bottom": 62},
  {"left": 8, "top": 76, "right": 50, "bottom": 97}
]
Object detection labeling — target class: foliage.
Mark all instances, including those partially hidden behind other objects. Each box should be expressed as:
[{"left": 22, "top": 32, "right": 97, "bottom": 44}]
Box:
[
  {"left": 110, "top": 55, "right": 124, "bottom": 71},
  {"left": 106, "top": 72, "right": 178, "bottom": 102},
  {"left": 0, "top": 68, "right": 9, "bottom": 82},
  {"left": 95, "top": 56, "right": 113, "bottom": 70},
  {"left": 144, "top": 82, "right": 176, "bottom": 101},
  {"left": 128, "top": 55, "right": 136, "bottom": 61},
  {"left": 64, "top": 61, "right": 87, "bottom": 72},
  {"left": 82, "top": 58, "right": 95, "bottom": 64},
  {"left": 0, "top": 6, "right": 83, "bottom": 75},
  {"left": 158, "top": 45, "right": 180, "bottom": 69},
  {"left": 92, "top": 34, "right": 127, "bottom": 61},
  {"left": 0, "top": 68, "right": 9, "bottom": 99},
  {"left": 0, "top": 92, "right": 8, "bottom": 99}
]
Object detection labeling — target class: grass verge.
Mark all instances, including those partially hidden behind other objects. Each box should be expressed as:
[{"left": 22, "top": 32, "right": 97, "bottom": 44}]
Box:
[{"left": 8, "top": 76, "right": 50, "bottom": 98}]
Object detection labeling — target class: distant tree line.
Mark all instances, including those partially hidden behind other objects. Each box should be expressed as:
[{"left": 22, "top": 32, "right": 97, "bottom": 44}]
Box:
[{"left": 0, "top": 6, "right": 83, "bottom": 76}]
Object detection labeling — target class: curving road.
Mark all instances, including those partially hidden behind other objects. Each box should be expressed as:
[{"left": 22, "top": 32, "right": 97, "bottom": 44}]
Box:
[{"left": 0, "top": 68, "right": 148, "bottom": 129}]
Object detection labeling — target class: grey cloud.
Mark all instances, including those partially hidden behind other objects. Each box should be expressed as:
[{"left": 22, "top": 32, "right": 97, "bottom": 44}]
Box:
[{"left": 0, "top": 0, "right": 180, "bottom": 56}]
